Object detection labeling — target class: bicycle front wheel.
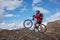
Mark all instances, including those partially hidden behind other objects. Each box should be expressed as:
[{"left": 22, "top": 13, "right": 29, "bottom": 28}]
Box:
[{"left": 23, "top": 19, "right": 33, "bottom": 28}]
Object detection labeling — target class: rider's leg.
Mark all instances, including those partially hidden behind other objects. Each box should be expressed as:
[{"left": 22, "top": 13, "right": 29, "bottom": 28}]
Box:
[
  {"left": 40, "top": 24, "right": 43, "bottom": 29},
  {"left": 34, "top": 22, "right": 36, "bottom": 31},
  {"left": 39, "top": 22, "right": 43, "bottom": 31}
]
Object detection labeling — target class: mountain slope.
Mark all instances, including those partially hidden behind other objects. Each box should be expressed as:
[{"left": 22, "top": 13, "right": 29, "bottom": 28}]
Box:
[
  {"left": 46, "top": 20, "right": 60, "bottom": 40},
  {"left": 0, "top": 20, "right": 60, "bottom": 40},
  {"left": 0, "top": 28, "right": 58, "bottom": 40}
]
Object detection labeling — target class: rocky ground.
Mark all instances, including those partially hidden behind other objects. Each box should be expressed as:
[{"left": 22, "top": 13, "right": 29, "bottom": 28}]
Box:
[
  {"left": 46, "top": 20, "right": 60, "bottom": 40},
  {"left": 0, "top": 20, "right": 60, "bottom": 40}
]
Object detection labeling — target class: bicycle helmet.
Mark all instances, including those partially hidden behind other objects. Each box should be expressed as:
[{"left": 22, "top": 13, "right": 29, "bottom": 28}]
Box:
[{"left": 36, "top": 10, "right": 40, "bottom": 13}]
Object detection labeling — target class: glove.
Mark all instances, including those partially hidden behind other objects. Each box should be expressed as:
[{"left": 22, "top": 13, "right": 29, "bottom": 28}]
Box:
[
  {"left": 32, "top": 15, "right": 35, "bottom": 20},
  {"left": 33, "top": 15, "right": 35, "bottom": 17}
]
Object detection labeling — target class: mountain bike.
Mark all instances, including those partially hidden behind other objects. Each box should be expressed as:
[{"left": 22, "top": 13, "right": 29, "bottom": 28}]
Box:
[{"left": 23, "top": 19, "right": 47, "bottom": 33}]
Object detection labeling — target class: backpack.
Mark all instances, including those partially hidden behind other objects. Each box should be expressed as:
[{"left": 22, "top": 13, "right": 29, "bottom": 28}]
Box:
[{"left": 40, "top": 13, "right": 43, "bottom": 20}]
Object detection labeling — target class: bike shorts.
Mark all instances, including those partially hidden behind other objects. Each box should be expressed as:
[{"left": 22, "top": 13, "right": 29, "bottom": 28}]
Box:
[
  {"left": 37, "top": 21, "right": 42, "bottom": 25},
  {"left": 37, "top": 22, "right": 41, "bottom": 24}
]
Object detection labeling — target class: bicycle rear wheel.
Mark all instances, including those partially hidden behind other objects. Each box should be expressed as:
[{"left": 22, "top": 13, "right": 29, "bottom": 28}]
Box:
[
  {"left": 39, "top": 24, "right": 47, "bottom": 33},
  {"left": 23, "top": 19, "right": 33, "bottom": 28}
]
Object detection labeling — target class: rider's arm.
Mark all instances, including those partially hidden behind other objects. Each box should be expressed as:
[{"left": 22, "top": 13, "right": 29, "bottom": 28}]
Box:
[
  {"left": 32, "top": 15, "right": 35, "bottom": 20},
  {"left": 34, "top": 13, "right": 40, "bottom": 18}
]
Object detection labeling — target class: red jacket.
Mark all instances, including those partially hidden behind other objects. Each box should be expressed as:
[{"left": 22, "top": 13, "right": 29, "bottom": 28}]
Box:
[{"left": 34, "top": 13, "right": 42, "bottom": 22}]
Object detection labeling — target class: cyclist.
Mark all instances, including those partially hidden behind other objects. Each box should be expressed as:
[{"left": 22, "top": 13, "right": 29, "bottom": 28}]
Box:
[{"left": 32, "top": 10, "right": 44, "bottom": 31}]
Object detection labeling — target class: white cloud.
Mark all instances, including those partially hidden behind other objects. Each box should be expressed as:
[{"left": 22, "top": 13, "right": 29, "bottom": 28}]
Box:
[
  {"left": 5, "top": 14, "right": 14, "bottom": 17},
  {"left": 0, "top": 0, "right": 23, "bottom": 10},
  {"left": 0, "top": 0, "right": 27, "bottom": 30},
  {"left": 33, "top": 0, "right": 41, "bottom": 4},
  {"left": 33, "top": 6, "right": 50, "bottom": 13},
  {"left": 32, "top": 0, "right": 42, "bottom": 6},
  {"left": 6, "top": 23, "right": 16, "bottom": 30},
  {"left": 42, "top": 22, "right": 47, "bottom": 25},
  {"left": 20, "top": 7, "right": 27, "bottom": 13},
  {"left": 0, "top": 22, "right": 6, "bottom": 29},
  {"left": 6, "top": 1, "right": 23, "bottom": 10},
  {"left": 0, "top": 0, "right": 24, "bottom": 23},
  {"left": 0, "top": 9, "right": 4, "bottom": 23},
  {"left": 7, "top": 22, "right": 24, "bottom": 30},
  {"left": 4, "top": 13, "right": 20, "bottom": 18},
  {"left": 0, "top": 22, "right": 24, "bottom": 30},
  {"left": 49, "top": 0, "right": 60, "bottom": 6},
  {"left": 0, "top": 0, "right": 23, "bottom": 23},
  {"left": 46, "top": 12, "right": 60, "bottom": 22}
]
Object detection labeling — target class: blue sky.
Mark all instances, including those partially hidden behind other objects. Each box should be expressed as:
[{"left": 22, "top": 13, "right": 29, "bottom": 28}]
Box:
[{"left": 0, "top": 0, "right": 60, "bottom": 30}]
